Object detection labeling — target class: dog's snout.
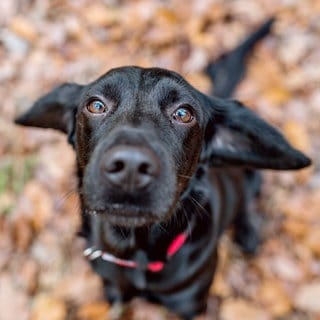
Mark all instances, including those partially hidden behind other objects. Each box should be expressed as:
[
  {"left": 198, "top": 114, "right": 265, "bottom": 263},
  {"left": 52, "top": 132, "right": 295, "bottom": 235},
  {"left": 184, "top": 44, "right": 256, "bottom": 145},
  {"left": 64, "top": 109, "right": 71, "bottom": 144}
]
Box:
[{"left": 101, "top": 146, "right": 160, "bottom": 191}]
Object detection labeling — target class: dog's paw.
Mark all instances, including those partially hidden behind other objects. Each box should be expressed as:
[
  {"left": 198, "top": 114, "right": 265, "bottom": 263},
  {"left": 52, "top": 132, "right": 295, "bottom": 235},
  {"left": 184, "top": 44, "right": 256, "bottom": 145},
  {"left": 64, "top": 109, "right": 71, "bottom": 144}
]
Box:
[{"left": 234, "top": 223, "right": 260, "bottom": 255}]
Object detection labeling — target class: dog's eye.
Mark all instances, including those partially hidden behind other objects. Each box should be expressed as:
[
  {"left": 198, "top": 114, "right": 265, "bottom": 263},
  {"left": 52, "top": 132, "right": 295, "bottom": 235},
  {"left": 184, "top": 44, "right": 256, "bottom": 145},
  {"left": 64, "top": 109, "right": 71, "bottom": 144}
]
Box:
[
  {"left": 172, "top": 106, "right": 194, "bottom": 124},
  {"left": 86, "top": 100, "right": 107, "bottom": 114}
]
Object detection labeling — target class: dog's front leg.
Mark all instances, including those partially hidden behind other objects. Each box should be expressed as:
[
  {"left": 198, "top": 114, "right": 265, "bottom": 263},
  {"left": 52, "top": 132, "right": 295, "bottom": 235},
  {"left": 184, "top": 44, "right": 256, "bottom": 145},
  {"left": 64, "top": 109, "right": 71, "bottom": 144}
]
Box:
[
  {"left": 151, "top": 248, "right": 218, "bottom": 320},
  {"left": 102, "top": 278, "right": 138, "bottom": 304}
]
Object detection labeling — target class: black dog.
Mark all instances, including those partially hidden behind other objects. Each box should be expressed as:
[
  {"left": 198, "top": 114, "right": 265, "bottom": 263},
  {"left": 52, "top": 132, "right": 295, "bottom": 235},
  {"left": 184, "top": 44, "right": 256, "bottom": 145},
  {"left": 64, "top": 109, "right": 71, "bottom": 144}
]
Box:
[{"left": 15, "top": 20, "right": 311, "bottom": 319}]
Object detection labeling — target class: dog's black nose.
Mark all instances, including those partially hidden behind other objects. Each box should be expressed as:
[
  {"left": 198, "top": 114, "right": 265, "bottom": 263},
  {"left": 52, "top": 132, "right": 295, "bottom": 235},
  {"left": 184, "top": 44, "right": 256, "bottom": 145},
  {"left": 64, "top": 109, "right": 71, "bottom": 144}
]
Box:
[{"left": 101, "top": 146, "right": 160, "bottom": 191}]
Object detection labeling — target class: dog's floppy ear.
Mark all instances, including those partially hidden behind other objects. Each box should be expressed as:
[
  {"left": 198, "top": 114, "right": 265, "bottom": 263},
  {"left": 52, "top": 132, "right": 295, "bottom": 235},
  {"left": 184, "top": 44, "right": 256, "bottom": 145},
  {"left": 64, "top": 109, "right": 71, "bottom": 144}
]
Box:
[
  {"left": 202, "top": 97, "right": 311, "bottom": 170},
  {"left": 15, "top": 83, "right": 84, "bottom": 144}
]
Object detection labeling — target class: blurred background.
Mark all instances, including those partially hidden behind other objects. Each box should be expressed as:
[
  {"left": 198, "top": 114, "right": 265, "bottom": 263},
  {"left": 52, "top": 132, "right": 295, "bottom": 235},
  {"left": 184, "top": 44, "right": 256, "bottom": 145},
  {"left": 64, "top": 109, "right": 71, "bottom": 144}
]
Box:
[{"left": 0, "top": 0, "right": 319, "bottom": 319}]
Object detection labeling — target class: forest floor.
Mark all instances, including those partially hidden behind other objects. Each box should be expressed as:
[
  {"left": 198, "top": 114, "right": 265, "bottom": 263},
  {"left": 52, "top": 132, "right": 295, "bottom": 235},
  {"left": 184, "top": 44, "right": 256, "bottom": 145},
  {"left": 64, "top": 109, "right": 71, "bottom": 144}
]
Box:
[{"left": 0, "top": 0, "right": 320, "bottom": 319}]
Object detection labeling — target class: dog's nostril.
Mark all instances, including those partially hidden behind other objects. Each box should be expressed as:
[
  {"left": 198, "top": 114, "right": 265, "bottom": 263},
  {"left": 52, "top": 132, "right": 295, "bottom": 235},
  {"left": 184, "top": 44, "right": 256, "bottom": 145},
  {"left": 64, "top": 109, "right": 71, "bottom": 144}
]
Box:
[
  {"left": 107, "top": 160, "right": 125, "bottom": 173},
  {"left": 139, "top": 162, "right": 151, "bottom": 175}
]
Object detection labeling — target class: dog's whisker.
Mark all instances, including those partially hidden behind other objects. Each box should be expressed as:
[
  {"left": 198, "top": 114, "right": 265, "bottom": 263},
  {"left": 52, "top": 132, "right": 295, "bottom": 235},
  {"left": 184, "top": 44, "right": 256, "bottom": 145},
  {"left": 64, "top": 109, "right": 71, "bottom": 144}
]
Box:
[
  {"left": 118, "top": 226, "right": 128, "bottom": 240},
  {"left": 187, "top": 201, "right": 202, "bottom": 222},
  {"left": 190, "top": 196, "right": 208, "bottom": 215},
  {"left": 181, "top": 206, "right": 191, "bottom": 235},
  {"left": 55, "top": 188, "right": 79, "bottom": 211},
  {"left": 178, "top": 174, "right": 193, "bottom": 180},
  {"left": 157, "top": 222, "right": 169, "bottom": 235}
]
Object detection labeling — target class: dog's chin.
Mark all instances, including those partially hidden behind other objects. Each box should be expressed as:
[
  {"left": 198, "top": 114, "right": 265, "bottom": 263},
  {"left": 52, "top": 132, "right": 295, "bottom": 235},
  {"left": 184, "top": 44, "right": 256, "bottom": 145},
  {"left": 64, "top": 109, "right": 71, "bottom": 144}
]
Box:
[
  {"left": 85, "top": 203, "right": 170, "bottom": 227},
  {"left": 104, "top": 214, "right": 152, "bottom": 227}
]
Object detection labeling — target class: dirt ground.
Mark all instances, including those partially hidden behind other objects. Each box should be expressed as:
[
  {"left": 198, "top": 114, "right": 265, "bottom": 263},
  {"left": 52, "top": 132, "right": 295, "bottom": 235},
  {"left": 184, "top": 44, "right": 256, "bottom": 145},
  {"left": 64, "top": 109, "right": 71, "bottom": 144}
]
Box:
[{"left": 0, "top": 0, "right": 319, "bottom": 319}]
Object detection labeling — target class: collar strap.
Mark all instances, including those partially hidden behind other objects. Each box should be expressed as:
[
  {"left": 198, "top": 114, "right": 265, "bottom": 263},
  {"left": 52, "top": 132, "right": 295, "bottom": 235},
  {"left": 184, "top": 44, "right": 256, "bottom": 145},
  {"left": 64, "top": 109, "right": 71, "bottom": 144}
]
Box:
[{"left": 83, "top": 231, "right": 188, "bottom": 273}]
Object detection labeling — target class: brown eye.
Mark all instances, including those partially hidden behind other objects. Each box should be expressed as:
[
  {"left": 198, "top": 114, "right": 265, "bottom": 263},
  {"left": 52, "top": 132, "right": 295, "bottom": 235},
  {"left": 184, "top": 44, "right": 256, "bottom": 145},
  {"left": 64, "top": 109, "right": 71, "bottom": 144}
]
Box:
[
  {"left": 172, "top": 106, "right": 194, "bottom": 124},
  {"left": 86, "top": 99, "right": 107, "bottom": 114}
]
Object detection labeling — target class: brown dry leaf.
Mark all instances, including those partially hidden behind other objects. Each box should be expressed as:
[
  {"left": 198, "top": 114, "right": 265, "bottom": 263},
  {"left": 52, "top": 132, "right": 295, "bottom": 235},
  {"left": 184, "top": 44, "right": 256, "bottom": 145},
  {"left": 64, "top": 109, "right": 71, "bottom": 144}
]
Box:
[
  {"left": 281, "top": 219, "right": 309, "bottom": 239},
  {"left": 0, "top": 275, "right": 30, "bottom": 320},
  {"left": 263, "top": 85, "right": 292, "bottom": 106},
  {"left": 0, "top": 226, "right": 12, "bottom": 270},
  {"left": 23, "top": 181, "right": 54, "bottom": 232},
  {"left": 278, "top": 31, "right": 315, "bottom": 66},
  {"left": 64, "top": 17, "right": 85, "bottom": 41},
  {"left": 225, "top": 260, "right": 261, "bottom": 299},
  {"left": 205, "top": 3, "right": 226, "bottom": 21},
  {"left": 12, "top": 215, "right": 33, "bottom": 251},
  {"left": 185, "top": 73, "right": 211, "bottom": 93},
  {"left": 295, "top": 281, "right": 320, "bottom": 313},
  {"left": 156, "top": 7, "right": 179, "bottom": 26},
  {"left": 187, "top": 18, "right": 217, "bottom": 50},
  {"left": 37, "top": 142, "right": 76, "bottom": 191},
  {"left": 125, "top": 299, "right": 174, "bottom": 320},
  {"left": 54, "top": 267, "right": 103, "bottom": 305},
  {"left": 0, "top": 192, "right": 15, "bottom": 214},
  {"left": 211, "top": 271, "right": 232, "bottom": 298},
  {"left": 18, "top": 259, "right": 39, "bottom": 294},
  {"left": 292, "top": 243, "right": 313, "bottom": 270},
  {"left": 143, "top": 27, "right": 178, "bottom": 48},
  {"left": 9, "top": 16, "right": 38, "bottom": 43},
  {"left": 304, "top": 229, "right": 320, "bottom": 257},
  {"left": 31, "top": 294, "right": 67, "bottom": 320},
  {"left": 76, "top": 302, "right": 109, "bottom": 320},
  {"left": 249, "top": 54, "right": 292, "bottom": 105},
  {"left": 106, "top": 25, "right": 126, "bottom": 42},
  {"left": 258, "top": 281, "right": 291, "bottom": 317},
  {"left": 84, "top": 4, "right": 120, "bottom": 27},
  {"left": 220, "top": 298, "right": 270, "bottom": 320},
  {"left": 210, "top": 236, "right": 232, "bottom": 297},
  {"left": 283, "top": 120, "right": 311, "bottom": 153},
  {"left": 270, "top": 255, "right": 305, "bottom": 283},
  {"left": 282, "top": 193, "right": 315, "bottom": 222}
]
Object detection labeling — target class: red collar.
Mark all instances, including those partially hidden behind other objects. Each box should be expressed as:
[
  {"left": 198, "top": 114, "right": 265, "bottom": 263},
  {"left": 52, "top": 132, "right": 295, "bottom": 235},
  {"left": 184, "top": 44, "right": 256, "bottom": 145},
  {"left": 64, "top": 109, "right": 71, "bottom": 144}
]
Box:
[{"left": 83, "top": 231, "right": 188, "bottom": 273}]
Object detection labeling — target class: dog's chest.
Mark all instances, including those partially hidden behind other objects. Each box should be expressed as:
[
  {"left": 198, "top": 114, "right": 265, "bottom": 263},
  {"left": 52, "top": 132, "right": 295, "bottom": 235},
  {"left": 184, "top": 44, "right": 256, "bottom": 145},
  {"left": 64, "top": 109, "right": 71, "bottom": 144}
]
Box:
[{"left": 127, "top": 250, "right": 150, "bottom": 289}]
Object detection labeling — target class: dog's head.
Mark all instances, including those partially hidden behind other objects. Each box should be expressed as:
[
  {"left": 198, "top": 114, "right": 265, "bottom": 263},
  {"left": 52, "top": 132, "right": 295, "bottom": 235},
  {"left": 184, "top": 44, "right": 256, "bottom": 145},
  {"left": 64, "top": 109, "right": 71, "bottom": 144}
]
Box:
[{"left": 15, "top": 66, "right": 311, "bottom": 227}]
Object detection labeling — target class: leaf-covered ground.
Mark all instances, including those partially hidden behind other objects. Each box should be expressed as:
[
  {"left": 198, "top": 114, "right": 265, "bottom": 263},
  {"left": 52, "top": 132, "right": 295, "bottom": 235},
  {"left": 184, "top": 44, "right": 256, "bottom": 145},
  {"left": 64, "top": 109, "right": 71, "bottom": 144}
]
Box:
[{"left": 0, "top": 1, "right": 319, "bottom": 319}]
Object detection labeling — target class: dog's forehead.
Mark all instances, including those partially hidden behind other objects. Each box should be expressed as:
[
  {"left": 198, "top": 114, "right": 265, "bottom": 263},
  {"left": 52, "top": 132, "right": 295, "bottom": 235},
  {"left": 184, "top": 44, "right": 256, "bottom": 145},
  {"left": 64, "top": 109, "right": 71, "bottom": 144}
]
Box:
[
  {"left": 89, "top": 66, "right": 192, "bottom": 100},
  {"left": 102, "top": 66, "right": 185, "bottom": 85}
]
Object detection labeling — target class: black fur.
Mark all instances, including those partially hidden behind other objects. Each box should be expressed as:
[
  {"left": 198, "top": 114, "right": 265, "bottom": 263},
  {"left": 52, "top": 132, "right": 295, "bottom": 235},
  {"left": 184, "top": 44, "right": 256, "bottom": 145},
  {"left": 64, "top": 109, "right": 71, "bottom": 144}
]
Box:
[{"left": 15, "top": 20, "right": 311, "bottom": 319}]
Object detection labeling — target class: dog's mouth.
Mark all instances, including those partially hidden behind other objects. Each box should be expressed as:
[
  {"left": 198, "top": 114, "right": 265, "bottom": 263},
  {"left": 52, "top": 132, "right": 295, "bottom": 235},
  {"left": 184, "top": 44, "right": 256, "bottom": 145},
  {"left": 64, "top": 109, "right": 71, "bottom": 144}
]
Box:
[
  {"left": 85, "top": 203, "right": 168, "bottom": 227},
  {"left": 82, "top": 174, "right": 188, "bottom": 228}
]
